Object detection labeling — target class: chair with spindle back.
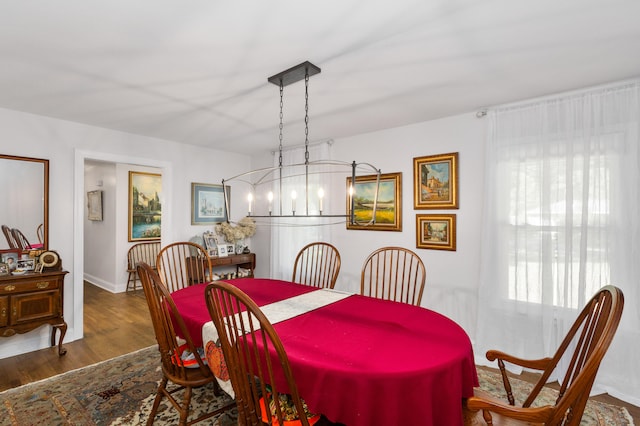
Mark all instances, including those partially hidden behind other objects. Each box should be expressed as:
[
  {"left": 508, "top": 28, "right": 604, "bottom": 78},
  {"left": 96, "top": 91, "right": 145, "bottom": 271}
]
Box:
[
  {"left": 157, "top": 242, "right": 212, "bottom": 293},
  {"left": 292, "top": 242, "right": 341, "bottom": 289},
  {"left": 11, "top": 228, "right": 33, "bottom": 251},
  {"left": 2, "top": 225, "right": 18, "bottom": 249},
  {"left": 126, "top": 241, "right": 161, "bottom": 292},
  {"left": 464, "top": 285, "right": 624, "bottom": 425},
  {"left": 360, "top": 246, "right": 426, "bottom": 306}
]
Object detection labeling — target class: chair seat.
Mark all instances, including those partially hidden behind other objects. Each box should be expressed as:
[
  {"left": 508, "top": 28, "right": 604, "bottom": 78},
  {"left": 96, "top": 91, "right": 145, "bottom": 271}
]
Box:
[{"left": 463, "top": 389, "right": 546, "bottom": 426}]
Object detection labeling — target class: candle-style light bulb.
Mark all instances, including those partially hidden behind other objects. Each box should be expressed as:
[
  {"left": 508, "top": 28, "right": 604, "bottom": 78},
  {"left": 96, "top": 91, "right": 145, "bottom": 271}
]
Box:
[
  {"left": 267, "top": 191, "right": 274, "bottom": 215},
  {"left": 291, "top": 190, "right": 297, "bottom": 215},
  {"left": 247, "top": 193, "right": 253, "bottom": 215},
  {"left": 318, "top": 188, "right": 325, "bottom": 214}
]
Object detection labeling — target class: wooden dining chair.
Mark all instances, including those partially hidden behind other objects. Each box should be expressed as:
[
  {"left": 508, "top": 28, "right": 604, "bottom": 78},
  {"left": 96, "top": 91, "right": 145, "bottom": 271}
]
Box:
[
  {"left": 157, "top": 241, "right": 212, "bottom": 293},
  {"left": 205, "top": 281, "right": 322, "bottom": 426},
  {"left": 36, "top": 223, "right": 44, "bottom": 245},
  {"left": 11, "top": 228, "right": 33, "bottom": 251},
  {"left": 292, "top": 242, "right": 341, "bottom": 289},
  {"left": 137, "top": 262, "right": 233, "bottom": 426},
  {"left": 127, "top": 241, "right": 161, "bottom": 292},
  {"left": 360, "top": 246, "right": 426, "bottom": 306},
  {"left": 464, "top": 285, "right": 624, "bottom": 426},
  {"left": 2, "top": 225, "right": 18, "bottom": 249}
]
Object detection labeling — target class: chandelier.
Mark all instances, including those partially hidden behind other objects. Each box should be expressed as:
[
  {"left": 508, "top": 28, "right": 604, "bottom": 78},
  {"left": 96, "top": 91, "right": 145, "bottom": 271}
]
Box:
[{"left": 222, "top": 61, "right": 381, "bottom": 225}]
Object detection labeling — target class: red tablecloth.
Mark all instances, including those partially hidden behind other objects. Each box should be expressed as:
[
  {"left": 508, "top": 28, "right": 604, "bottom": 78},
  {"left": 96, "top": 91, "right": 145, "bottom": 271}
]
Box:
[
  {"left": 172, "top": 278, "right": 478, "bottom": 426},
  {"left": 171, "top": 278, "right": 317, "bottom": 347}
]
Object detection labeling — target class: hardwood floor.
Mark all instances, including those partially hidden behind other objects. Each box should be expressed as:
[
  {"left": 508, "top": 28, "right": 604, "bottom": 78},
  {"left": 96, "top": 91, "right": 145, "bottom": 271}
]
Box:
[
  {"left": 0, "top": 281, "right": 155, "bottom": 392},
  {"left": 0, "top": 282, "right": 638, "bottom": 424}
]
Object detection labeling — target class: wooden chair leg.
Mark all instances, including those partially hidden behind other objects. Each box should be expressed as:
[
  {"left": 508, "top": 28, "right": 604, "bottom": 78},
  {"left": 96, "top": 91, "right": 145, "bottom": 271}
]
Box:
[
  {"left": 179, "top": 386, "right": 193, "bottom": 426},
  {"left": 147, "top": 376, "right": 168, "bottom": 425}
]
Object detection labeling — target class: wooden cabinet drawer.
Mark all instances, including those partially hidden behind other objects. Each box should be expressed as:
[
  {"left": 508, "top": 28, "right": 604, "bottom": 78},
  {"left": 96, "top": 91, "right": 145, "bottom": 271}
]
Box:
[
  {"left": 1, "top": 278, "right": 59, "bottom": 294},
  {"left": 10, "top": 289, "right": 60, "bottom": 325}
]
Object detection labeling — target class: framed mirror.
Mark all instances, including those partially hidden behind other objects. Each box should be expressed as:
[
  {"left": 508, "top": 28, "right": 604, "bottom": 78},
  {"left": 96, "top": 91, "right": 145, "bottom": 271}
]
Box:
[{"left": 0, "top": 154, "right": 49, "bottom": 251}]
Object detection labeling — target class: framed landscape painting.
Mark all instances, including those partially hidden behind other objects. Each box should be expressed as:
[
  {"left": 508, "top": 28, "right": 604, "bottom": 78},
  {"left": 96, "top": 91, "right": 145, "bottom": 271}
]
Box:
[
  {"left": 413, "top": 152, "right": 459, "bottom": 209},
  {"left": 128, "top": 171, "right": 162, "bottom": 242},
  {"left": 191, "top": 183, "right": 230, "bottom": 225},
  {"left": 346, "top": 172, "right": 402, "bottom": 231},
  {"left": 416, "top": 214, "right": 456, "bottom": 251}
]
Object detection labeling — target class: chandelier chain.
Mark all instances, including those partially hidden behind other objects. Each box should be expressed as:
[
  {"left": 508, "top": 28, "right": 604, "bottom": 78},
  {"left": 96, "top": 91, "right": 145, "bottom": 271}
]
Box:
[
  {"left": 278, "top": 80, "right": 284, "bottom": 168},
  {"left": 304, "top": 71, "right": 310, "bottom": 164}
]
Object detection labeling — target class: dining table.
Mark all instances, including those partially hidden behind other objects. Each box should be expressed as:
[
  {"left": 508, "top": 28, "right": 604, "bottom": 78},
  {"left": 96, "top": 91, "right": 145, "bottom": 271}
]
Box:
[{"left": 171, "top": 277, "right": 478, "bottom": 426}]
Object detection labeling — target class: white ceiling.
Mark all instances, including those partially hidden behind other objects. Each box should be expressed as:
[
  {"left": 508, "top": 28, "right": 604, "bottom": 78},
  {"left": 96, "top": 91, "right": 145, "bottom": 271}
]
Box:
[{"left": 1, "top": 0, "right": 639, "bottom": 155}]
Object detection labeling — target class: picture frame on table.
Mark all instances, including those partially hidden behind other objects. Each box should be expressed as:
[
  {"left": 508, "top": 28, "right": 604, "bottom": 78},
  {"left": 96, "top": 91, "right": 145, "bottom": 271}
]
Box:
[
  {"left": 0, "top": 249, "right": 20, "bottom": 271},
  {"left": 87, "top": 190, "right": 103, "bottom": 221},
  {"left": 0, "top": 262, "right": 9, "bottom": 276},
  {"left": 191, "top": 183, "right": 231, "bottom": 225},
  {"left": 346, "top": 172, "right": 402, "bottom": 232},
  {"left": 217, "top": 244, "right": 228, "bottom": 258},
  {"left": 226, "top": 244, "right": 235, "bottom": 255},
  {"left": 128, "top": 171, "right": 162, "bottom": 241},
  {"left": 17, "top": 258, "right": 35, "bottom": 271},
  {"left": 415, "top": 214, "right": 456, "bottom": 251},
  {"left": 203, "top": 231, "right": 218, "bottom": 257},
  {"left": 413, "top": 152, "right": 459, "bottom": 209}
]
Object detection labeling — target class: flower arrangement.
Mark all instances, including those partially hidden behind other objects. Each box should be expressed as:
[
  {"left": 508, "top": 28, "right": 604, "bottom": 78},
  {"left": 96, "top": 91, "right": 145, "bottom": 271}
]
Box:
[{"left": 215, "top": 217, "right": 256, "bottom": 244}]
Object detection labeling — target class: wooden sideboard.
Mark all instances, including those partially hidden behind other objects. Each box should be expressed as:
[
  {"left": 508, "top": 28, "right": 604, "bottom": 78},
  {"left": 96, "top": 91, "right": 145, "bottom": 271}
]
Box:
[
  {"left": 0, "top": 270, "right": 68, "bottom": 356},
  {"left": 186, "top": 252, "right": 256, "bottom": 283}
]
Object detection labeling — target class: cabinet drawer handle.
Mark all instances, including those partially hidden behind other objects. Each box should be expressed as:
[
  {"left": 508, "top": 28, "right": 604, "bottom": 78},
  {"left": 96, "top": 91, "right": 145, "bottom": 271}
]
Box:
[
  {"left": 36, "top": 282, "right": 50, "bottom": 289},
  {"left": 3, "top": 285, "right": 15, "bottom": 291},
  {"left": 1, "top": 307, "right": 5, "bottom": 318}
]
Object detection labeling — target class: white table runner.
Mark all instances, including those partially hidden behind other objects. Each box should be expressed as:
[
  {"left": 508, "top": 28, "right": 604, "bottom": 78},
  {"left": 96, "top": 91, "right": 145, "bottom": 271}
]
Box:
[{"left": 202, "top": 288, "right": 352, "bottom": 397}]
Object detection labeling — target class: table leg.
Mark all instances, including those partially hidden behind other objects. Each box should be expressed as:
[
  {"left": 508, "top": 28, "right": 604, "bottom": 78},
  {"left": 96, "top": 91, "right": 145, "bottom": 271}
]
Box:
[{"left": 51, "top": 321, "right": 67, "bottom": 356}]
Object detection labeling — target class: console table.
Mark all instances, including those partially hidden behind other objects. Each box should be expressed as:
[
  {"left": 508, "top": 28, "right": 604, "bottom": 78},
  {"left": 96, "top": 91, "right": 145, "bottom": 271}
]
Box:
[
  {"left": 0, "top": 270, "right": 68, "bottom": 356},
  {"left": 186, "top": 253, "right": 256, "bottom": 284}
]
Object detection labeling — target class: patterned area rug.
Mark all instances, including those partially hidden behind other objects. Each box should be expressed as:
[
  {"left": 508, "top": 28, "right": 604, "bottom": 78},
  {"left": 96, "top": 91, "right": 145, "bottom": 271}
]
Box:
[
  {"left": 476, "top": 367, "right": 634, "bottom": 425},
  {"left": 0, "top": 346, "right": 633, "bottom": 425},
  {"left": 0, "top": 346, "right": 237, "bottom": 426}
]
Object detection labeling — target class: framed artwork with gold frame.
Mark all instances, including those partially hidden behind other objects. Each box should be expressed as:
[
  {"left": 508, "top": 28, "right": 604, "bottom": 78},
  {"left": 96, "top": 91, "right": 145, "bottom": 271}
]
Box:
[
  {"left": 416, "top": 214, "right": 456, "bottom": 251},
  {"left": 128, "top": 171, "right": 162, "bottom": 241},
  {"left": 413, "top": 152, "right": 458, "bottom": 209},
  {"left": 346, "top": 172, "right": 402, "bottom": 232}
]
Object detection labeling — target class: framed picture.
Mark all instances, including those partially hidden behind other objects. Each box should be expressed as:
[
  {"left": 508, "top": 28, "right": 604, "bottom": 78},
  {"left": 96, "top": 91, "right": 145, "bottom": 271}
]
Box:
[
  {"left": 0, "top": 262, "right": 9, "bottom": 276},
  {"left": 346, "top": 172, "right": 402, "bottom": 231},
  {"left": 226, "top": 244, "right": 235, "bottom": 255},
  {"left": 87, "top": 190, "right": 103, "bottom": 221},
  {"left": 191, "top": 183, "right": 230, "bottom": 225},
  {"left": 129, "top": 171, "right": 162, "bottom": 241},
  {"left": 17, "top": 258, "right": 35, "bottom": 271},
  {"left": 203, "top": 231, "right": 219, "bottom": 256},
  {"left": 416, "top": 214, "right": 456, "bottom": 251},
  {"left": 0, "top": 249, "right": 20, "bottom": 271},
  {"left": 413, "top": 152, "right": 459, "bottom": 209},
  {"left": 217, "top": 244, "right": 228, "bottom": 258}
]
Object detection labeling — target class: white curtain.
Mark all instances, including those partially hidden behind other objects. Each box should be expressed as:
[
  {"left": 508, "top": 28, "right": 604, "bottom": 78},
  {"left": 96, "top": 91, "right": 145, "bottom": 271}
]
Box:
[
  {"left": 270, "top": 142, "right": 332, "bottom": 280},
  {"left": 476, "top": 80, "right": 640, "bottom": 406}
]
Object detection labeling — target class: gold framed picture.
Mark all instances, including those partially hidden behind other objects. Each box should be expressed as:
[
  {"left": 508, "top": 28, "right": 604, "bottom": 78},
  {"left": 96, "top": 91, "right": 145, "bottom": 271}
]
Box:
[
  {"left": 416, "top": 214, "right": 456, "bottom": 251},
  {"left": 128, "top": 171, "right": 162, "bottom": 241},
  {"left": 413, "top": 152, "right": 458, "bottom": 209},
  {"left": 346, "top": 172, "right": 402, "bottom": 231}
]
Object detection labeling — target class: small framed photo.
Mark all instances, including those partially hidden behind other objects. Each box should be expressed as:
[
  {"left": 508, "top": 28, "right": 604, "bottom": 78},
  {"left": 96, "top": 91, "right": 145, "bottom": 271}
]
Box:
[
  {"left": 35, "top": 262, "right": 44, "bottom": 273},
  {"left": 192, "top": 183, "right": 231, "bottom": 225},
  {"left": 226, "top": 244, "right": 235, "bottom": 255},
  {"left": 0, "top": 250, "right": 20, "bottom": 271},
  {"left": 413, "top": 152, "right": 459, "bottom": 209},
  {"left": 416, "top": 214, "right": 456, "bottom": 251},
  {"left": 17, "top": 258, "right": 35, "bottom": 271},
  {"left": 203, "top": 231, "right": 218, "bottom": 252},
  {"left": 0, "top": 263, "right": 9, "bottom": 276},
  {"left": 87, "top": 190, "right": 103, "bottom": 221},
  {"left": 217, "top": 244, "right": 228, "bottom": 258}
]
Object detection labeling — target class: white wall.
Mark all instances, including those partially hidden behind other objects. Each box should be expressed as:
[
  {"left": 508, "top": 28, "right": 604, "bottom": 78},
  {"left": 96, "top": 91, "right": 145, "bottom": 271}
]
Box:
[{"left": 0, "top": 106, "right": 252, "bottom": 359}]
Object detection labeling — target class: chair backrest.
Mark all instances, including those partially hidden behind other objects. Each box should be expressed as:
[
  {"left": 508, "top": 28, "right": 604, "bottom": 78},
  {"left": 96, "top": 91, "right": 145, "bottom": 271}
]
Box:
[
  {"left": 2, "top": 225, "right": 18, "bottom": 249},
  {"left": 526, "top": 285, "right": 624, "bottom": 425},
  {"left": 137, "top": 262, "right": 211, "bottom": 381},
  {"left": 292, "top": 242, "right": 341, "bottom": 289},
  {"left": 36, "top": 223, "right": 44, "bottom": 244},
  {"left": 127, "top": 241, "right": 161, "bottom": 271},
  {"left": 157, "top": 242, "right": 212, "bottom": 292},
  {"left": 11, "top": 228, "right": 32, "bottom": 251},
  {"left": 360, "top": 246, "right": 426, "bottom": 306},
  {"left": 205, "top": 281, "right": 313, "bottom": 426}
]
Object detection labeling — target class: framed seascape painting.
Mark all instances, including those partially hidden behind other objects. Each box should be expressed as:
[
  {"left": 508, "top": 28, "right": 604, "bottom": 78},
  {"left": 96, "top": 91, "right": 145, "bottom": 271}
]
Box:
[
  {"left": 128, "top": 171, "right": 162, "bottom": 242},
  {"left": 415, "top": 214, "right": 456, "bottom": 251},
  {"left": 413, "top": 152, "right": 459, "bottom": 209},
  {"left": 191, "top": 183, "right": 230, "bottom": 225},
  {"left": 346, "top": 172, "right": 402, "bottom": 231}
]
